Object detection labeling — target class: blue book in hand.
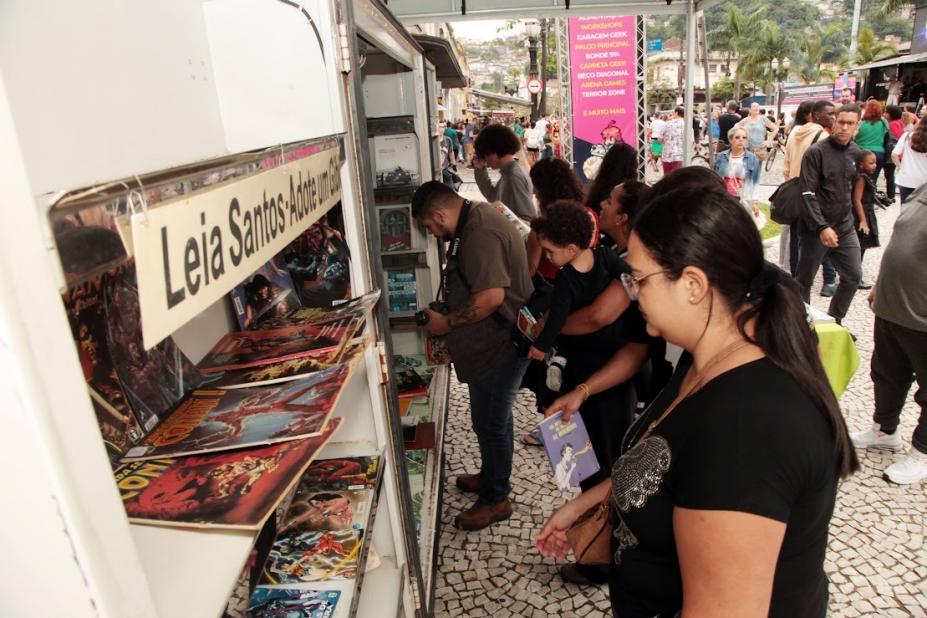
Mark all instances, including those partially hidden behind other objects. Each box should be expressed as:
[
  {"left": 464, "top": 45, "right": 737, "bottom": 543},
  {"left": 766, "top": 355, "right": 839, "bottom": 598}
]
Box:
[{"left": 537, "top": 410, "right": 600, "bottom": 493}]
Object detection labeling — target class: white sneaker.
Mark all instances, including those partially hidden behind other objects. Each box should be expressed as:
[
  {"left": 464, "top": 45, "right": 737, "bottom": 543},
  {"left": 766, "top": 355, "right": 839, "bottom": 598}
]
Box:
[
  {"left": 546, "top": 355, "right": 567, "bottom": 392},
  {"left": 884, "top": 450, "right": 927, "bottom": 485},
  {"left": 850, "top": 423, "right": 904, "bottom": 451}
]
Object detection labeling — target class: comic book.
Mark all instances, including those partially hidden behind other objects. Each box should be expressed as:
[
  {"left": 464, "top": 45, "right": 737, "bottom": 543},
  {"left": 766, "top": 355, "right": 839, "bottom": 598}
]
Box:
[
  {"left": 88, "top": 387, "right": 143, "bottom": 468},
  {"left": 296, "top": 456, "right": 381, "bottom": 492},
  {"left": 122, "top": 363, "right": 353, "bottom": 461},
  {"left": 247, "top": 588, "right": 342, "bottom": 618},
  {"left": 258, "top": 290, "right": 380, "bottom": 331},
  {"left": 406, "top": 449, "right": 426, "bottom": 535},
  {"left": 197, "top": 319, "right": 355, "bottom": 374},
  {"left": 260, "top": 455, "right": 381, "bottom": 585},
  {"left": 102, "top": 263, "right": 202, "bottom": 432},
  {"left": 115, "top": 418, "right": 342, "bottom": 530},
  {"left": 537, "top": 410, "right": 600, "bottom": 493},
  {"left": 282, "top": 204, "right": 352, "bottom": 308},
  {"left": 206, "top": 336, "right": 368, "bottom": 390},
  {"left": 392, "top": 353, "right": 436, "bottom": 382},
  {"left": 394, "top": 366, "right": 428, "bottom": 397},
  {"left": 229, "top": 257, "right": 302, "bottom": 331}
]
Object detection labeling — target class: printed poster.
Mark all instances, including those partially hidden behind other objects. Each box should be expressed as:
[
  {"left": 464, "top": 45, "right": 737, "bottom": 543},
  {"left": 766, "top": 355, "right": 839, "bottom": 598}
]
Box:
[{"left": 569, "top": 16, "right": 638, "bottom": 182}]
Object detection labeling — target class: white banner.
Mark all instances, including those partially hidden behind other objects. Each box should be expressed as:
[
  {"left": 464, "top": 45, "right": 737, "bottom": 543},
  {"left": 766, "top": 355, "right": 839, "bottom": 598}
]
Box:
[{"left": 132, "top": 146, "right": 342, "bottom": 349}]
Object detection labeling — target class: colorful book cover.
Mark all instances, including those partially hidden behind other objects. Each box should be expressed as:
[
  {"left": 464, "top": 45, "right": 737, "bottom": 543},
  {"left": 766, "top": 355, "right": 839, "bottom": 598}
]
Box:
[
  {"left": 247, "top": 588, "right": 341, "bottom": 618},
  {"left": 537, "top": 411, "right": 600, "bottom": 493},
  {"left": 297, "top": 456, "right": 381, "bottom": 492},
  {"left": 122, "top": 363, "right": 352, "bottom": 461},
  {"left": 262, "top": 528, "right": 362, "bottom": 583},
  {"left": 62, "top": 277, "right": 141, "bottom": 430},
  {"left": 102, "top": 263, "right": 202, "bottom": 432},
  {"left": 394, "top": 367, "right": 428, "bottom": 397},
  {"left": 282, "top": 204, "right": 352, "bottom": 308},
  {"left": 206, "top": 336, "right": 367, "bottom": 390},
  {"left": 258, "top": 290, "right": 380, "bottom": 331},
  {"left": 197, "top": 319, "right": 354, "bottom": 374},
  {"left": 516, "top": 306, "right": 538, "bottom": 341},
  {"left": 115, "top": 418, "right": 341, "bottom": 530},
  {"left": 229, "top": 257, "right": 302, "bottom": 331},
  {"left": 393, "top": 353, "right": 436, "bottom": 382},
  {"left": 88, "top": 387, "right": 143, "bottom": 468},
  {"left": 406, "top": 449, "right": 426, "bottom": 535},
  {"left": 378, "top": 206, "right": 413, "bottom": 253}
]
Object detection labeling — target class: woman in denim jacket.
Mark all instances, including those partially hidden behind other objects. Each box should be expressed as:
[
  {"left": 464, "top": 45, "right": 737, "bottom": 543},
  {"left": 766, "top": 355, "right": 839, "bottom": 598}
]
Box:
[{"left": 713, "top": 126, "right": 762, "bottom": 218}]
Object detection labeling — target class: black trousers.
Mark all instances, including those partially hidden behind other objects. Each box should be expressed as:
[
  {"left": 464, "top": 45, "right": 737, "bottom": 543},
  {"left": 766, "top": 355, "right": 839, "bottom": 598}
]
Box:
[
  {"left": 795, "top": 218, "right": 861, "bottom": 320},
  {"left": 872, "top": 317, "right": 927, "bottom": 454}
]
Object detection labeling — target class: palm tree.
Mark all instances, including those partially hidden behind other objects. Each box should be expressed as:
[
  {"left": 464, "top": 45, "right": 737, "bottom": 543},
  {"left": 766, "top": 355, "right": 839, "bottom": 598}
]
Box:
[
  {"left": 855, "top": 27, "right": 897, "bottom": 64},
  {"left": 738, "top": 20, "right": 792, "bottom": 98},
  {"left": 796, "top": 23, "right": 844, "bottom": 84}
]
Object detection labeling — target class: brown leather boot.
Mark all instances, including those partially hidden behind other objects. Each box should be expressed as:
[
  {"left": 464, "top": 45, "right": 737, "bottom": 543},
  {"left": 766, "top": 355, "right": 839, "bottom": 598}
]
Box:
[
  {"left": 454, "top": 498, "right": 512, "bottom": 531},
  {"left": 454, "top": 473, "right": 482, "bottom": 493}
]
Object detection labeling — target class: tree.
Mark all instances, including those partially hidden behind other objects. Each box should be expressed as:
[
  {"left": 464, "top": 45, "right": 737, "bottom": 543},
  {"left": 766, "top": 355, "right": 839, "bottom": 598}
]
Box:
[
  {"left": 737, "top": 20, "right": 792, "bottom": 98},
  {"left": 855, "top": 27, "right": 897, "bottom": 64},
  {"left": 795, "top": 23, "right": 844, "bottom": 84},
  {"left": 710, "top": 76, "right": 735, "bottom": 103}
]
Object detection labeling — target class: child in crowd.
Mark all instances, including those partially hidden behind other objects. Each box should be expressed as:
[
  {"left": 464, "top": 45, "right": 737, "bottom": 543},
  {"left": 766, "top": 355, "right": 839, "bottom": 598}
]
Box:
[
  {"left": 527, "top": 201, "right": 624, "bottom": 365},
  {"left": 852, "top": 150, "right": 881, "bottom": 289}
]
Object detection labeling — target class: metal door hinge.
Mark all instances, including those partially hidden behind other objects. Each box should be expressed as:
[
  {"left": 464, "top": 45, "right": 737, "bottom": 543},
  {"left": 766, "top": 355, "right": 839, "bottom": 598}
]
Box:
[{"left": 376, "top": 341, "right": 389, "bottom": 384}]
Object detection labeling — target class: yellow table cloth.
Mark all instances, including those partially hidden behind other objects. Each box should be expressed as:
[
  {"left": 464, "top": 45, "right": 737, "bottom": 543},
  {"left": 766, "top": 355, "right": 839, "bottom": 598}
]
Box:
[{"left": 815, "top": 321, "right": 860, "bottom": 397}]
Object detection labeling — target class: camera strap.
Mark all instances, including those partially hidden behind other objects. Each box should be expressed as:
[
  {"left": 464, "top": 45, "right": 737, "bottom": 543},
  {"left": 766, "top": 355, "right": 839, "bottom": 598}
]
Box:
[
  {"left": 436, "top": 201, "right": 512, "bottom": 329},
  {"left": 437, "top": 199, "right": 471, "bottom": 302}
]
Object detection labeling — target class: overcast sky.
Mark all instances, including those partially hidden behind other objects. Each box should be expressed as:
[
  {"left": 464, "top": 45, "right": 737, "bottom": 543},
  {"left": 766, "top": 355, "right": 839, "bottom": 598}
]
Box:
[{"left": 450, "top": 20, "right": 523, "bottom": 41}]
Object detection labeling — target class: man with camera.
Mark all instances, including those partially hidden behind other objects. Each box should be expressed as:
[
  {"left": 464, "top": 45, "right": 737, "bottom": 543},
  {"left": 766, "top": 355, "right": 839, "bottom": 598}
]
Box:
[{"left": 411, "top": 181, "right": 533, "bottom": 531}]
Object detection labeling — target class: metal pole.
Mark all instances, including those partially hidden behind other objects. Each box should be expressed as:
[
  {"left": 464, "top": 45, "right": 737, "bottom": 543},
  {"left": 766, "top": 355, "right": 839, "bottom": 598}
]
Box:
[
  {"left": 849, "top": 0, "right": 862, "bottom": 66},
  {"left": 529, "top": 34, "right": 539, "bottom": 122},
  {"left": 683, "top": 0, "right": 697, "bottom": 164},
  {"left": 699, "top": 12, "right": 713, "bottom": 167}
]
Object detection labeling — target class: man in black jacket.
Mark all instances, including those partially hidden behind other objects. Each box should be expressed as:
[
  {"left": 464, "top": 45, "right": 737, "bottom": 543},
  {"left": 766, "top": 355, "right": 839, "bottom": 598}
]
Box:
[{"left": 795, "top": 105, "right": 863, "bottom": 323}]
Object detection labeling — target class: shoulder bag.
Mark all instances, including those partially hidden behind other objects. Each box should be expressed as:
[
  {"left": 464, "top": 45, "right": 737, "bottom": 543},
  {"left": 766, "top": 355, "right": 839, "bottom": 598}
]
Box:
[
  {"left": 565, "top": 491, "right": 615, "bottom": 565},
  {"left": 769, "top": 130, "right": 823, "bottom": 225},
  {"left": 883, "top": 119, "right": 898, "bottom": 155}
]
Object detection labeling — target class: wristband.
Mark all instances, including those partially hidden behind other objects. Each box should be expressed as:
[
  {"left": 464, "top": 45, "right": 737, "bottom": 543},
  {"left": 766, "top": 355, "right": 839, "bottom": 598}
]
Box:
[{"left": 576, "top": 383, "right": 591, "bottom": 401}]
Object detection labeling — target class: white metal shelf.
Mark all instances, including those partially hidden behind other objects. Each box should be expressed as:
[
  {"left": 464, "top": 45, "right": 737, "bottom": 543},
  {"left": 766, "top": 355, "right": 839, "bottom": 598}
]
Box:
[{"left": 130, "top": 341, "right": 382, "bottom": 618}]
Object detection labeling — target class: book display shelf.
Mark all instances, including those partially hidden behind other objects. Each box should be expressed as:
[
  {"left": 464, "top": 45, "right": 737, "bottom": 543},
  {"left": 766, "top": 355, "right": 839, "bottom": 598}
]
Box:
[{"left": 0, "top": 0, "right": 448, "bottom": 617}]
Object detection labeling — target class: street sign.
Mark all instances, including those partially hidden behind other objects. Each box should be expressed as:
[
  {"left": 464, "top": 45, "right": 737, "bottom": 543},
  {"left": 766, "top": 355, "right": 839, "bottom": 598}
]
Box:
[
  {"left": 647, "top": 39, "right": 663, "bottom": 52},
  {"left": 527, "top": 78, "right": 542, "bottom": 95}
]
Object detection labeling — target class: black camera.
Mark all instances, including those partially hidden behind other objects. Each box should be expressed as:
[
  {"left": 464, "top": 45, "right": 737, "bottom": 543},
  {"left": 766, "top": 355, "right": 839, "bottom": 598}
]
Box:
[{"left": 415, "top": 301, "right": 449, "bottom": 326}]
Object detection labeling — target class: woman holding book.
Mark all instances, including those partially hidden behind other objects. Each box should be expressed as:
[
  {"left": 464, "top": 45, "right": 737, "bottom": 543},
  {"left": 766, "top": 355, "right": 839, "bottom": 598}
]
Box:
[{"left": 537, "top": 185, "right": 857, "bottom": 617}]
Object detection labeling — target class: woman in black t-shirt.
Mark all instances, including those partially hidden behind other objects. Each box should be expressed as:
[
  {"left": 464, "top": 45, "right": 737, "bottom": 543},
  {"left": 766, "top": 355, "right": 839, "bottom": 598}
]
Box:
[{"left": 537, "top": 187, "right": 858, "bottom": 617}]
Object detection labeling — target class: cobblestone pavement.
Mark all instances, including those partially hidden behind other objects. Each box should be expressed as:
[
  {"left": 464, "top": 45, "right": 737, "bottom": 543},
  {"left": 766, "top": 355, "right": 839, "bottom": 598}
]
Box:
[{"left": 435, "top": 164, "right": 927, "bottom": 617}]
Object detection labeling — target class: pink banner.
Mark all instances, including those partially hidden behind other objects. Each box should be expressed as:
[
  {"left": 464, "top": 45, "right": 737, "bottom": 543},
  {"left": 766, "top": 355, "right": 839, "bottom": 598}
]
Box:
[{"left": 568, "top": 16, "right": 638, "bottom": 181}]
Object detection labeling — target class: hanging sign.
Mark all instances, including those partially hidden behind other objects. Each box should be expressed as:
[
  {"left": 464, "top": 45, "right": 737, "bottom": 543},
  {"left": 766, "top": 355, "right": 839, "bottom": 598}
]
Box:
[
  {"left": 568, "top": 16, "right": 639, "bottom": 182},
  {"left": 132, "top": 145, "right": 342, "bottom": 349}
]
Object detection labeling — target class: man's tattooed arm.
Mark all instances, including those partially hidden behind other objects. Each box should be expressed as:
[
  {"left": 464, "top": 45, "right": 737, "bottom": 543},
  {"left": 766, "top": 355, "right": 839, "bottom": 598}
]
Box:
[{"left": 446, "top": 288, "right": 505, "bottom": 329}]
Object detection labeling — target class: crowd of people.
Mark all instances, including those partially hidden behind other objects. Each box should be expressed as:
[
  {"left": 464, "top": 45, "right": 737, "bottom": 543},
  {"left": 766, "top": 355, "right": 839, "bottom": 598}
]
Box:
[{"left": 410, "top": 101, "right": 926, "bottom": 616}]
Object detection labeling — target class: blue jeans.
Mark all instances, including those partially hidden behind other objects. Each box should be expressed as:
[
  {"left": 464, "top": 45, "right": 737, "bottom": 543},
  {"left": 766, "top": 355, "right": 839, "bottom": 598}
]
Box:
[
  {"left": 900, "top": 185, "right": 915, "bottom": 203},
  {"left": 466, "top": 349, "right": 530, "bottom": 503}
]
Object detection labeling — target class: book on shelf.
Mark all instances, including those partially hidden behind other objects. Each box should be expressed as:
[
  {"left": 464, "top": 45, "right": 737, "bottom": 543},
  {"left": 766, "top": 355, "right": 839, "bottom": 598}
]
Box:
[
  {"left": 247, "top": 588, "right": 342, "bottom": 618},
  {"left": 392, "top": 353, "right": 436, "bottom": 382},
  {"left": 203, "top": 336, "right": 368, "bottom": 390},
  {"left": 197, "top": 319, "right": 355, "bottom": 374},
  {"left": 537, "top": 411, "right": 600, "bottom": 493},
  {"left": 403, "top": 421, "right": 435, "bottom": 451},
  {"left": 122, "top": 363, "right": 354, "bottom": 461},
  {"left": 62, "top": 263, "right": 199, "bottom": 449},
  {"left": 394, "top": 367, "right": 428, "bottom": 397},
  {"left": 282, "top": 204, "right": 352, "bottom": 308},
  {"left": 261, "top": 455, "right": 381, "bottom": 585},
  {"left": 115, "top": 418, "right": 342, "bottom": 530},
  {"left": 229, "top": 257, "right": 302, "bottom": 331},
  {"left": 102, "top": 263, "right": 202, "bottom": 432},
  {"left": 257, "top": 290, "right": 380, "bottom": 331}
]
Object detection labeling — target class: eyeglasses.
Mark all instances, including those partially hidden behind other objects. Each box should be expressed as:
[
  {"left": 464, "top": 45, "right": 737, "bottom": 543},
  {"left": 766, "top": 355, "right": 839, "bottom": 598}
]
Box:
[{"left": 620, "top": 270, "right": 668, "bottom": 301}]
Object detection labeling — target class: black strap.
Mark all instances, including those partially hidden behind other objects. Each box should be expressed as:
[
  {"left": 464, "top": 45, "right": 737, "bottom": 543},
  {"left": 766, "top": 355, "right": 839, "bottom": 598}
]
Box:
[
  {"left": 437, "top": 200, "right": 511, "bottom": 328},
  {"left": 812, "top": 129, "right": 824, "bottom": 145}
]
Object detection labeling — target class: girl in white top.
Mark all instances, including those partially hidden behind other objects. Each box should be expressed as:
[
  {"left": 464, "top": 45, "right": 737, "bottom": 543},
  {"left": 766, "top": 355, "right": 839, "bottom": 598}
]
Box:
[
  {"left": 892, "top": 115, "right": 927, "bottom": 203},
  {"left": 524, "top": 123, "right": 541, "bottom": 165}
]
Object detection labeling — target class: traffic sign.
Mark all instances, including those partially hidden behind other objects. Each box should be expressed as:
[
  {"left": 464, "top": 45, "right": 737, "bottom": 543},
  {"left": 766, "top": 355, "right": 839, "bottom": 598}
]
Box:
[{"left": 527, "top": 79, "right": 542, "bottom": 95}]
